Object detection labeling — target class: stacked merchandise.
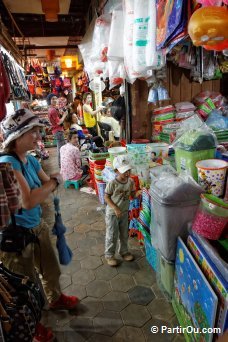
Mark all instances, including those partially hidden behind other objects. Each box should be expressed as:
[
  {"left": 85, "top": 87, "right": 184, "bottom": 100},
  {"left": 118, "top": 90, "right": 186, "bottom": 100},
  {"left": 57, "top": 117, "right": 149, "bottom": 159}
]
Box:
[
  {"left": 207, "top": 116, "right": 228, "bottom": 148},
  {"left": 152, "top": 102, "right": 197, "bottom": 143},
  {"left": 175, "top": 102, "right": 195, "bottom": 121},
  {"left": 193, "top": 91, "right": 224, "bottom": 121},
  {"left": 193, "top": 92, "right": 228, "bottom": 147},
  {"left": 88, "top": 144, "right": 109, "bottom": 196},
  {"left": 159, "top": 122, "right": 180, "bottom": 144},
  {"left": 128, "top": 197, "right": 141, "bottom": 242},
  {"left": 94, "top": 160, "right": 106, "bottom": 203},
  {"left": 137, "top": 189, "right": 157, "bottom": 271},
  {"left": 138, "top": 189, "right": 151, "bottom": 236},
  {"left": 152, "top": 105, "right": 176, "bottom": 142}
]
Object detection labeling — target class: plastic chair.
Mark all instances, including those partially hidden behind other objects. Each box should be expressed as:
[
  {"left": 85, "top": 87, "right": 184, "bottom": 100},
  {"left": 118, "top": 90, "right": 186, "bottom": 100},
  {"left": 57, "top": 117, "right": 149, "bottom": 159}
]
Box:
[{"left": 64, "top": 179, "right": 82, "bottom": 190}]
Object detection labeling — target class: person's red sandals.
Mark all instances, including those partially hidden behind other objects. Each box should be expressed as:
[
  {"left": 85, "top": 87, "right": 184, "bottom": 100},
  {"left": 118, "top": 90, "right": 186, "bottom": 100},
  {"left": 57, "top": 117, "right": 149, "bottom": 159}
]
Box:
[
  {"left": 49, "top": 293, "right": 79, "bottom": 310},
  {"left": 33, "top": 323, "right": 54, "bottom": 342}
]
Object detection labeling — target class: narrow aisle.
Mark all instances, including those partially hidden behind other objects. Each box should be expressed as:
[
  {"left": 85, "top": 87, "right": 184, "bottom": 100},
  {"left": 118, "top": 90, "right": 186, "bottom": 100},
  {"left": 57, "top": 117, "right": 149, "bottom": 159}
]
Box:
[{"left": 41, "top": 148, "right": 182, "bottom": 342}]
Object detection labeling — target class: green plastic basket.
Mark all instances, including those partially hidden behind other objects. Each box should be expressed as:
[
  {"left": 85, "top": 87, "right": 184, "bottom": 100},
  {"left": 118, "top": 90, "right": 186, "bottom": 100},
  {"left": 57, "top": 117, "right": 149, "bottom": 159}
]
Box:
[
  {"left": 89, "top": 151, "right": 109, "bottom": 161},
  {"left": 175, "top": 148, "right": 215, "bottom": 181}
]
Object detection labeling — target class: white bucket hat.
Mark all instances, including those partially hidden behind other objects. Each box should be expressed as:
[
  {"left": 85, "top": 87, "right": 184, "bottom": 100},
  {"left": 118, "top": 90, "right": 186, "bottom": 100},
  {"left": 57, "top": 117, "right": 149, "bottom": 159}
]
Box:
[
  {"left": 1, "top": 109, "right": 44, "bottom": 148},
  {"left": 113, "top": 155, "right": 131, "bottom": 174}
]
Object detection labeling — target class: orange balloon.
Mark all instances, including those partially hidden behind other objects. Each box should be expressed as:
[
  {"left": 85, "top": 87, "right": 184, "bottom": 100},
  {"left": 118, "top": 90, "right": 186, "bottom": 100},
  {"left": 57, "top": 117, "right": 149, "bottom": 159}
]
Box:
[
  {"left": 188, "top": 6, "right": 228, "bottom": 46},
  {"left": 203, "top": 39, "right": 228, "bottom": 51}
]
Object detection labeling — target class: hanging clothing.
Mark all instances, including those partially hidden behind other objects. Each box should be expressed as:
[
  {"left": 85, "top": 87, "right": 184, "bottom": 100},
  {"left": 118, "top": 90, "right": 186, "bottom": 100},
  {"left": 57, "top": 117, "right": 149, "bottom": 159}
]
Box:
[{"left": 0, "top": 54, "right": 10, "bottom": 121}]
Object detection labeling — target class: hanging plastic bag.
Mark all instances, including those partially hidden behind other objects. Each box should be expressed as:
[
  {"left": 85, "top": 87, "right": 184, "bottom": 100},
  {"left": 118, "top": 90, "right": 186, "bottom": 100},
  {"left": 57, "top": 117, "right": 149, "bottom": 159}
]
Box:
[
  {"left": 123, "top": 0, "right": 138, "bottom": 83},
  {"left": 157, "top": 83, "right": 170, "bottom": 101},
  {"left": 91, "top": 14, "right": 112, "bottom": 63},
  {"left": 148, "top": 86, "right": 158, "bottom": 105},
  {"left": 108, "top": 60, "right": 125, "bottom": 89},
  {"left": 132, "top": 0, "right": 149, "bottom": 74},
  {"left": 78, "top": 17, "right": 96, "bottom": 80},
  {"left": 107, "top": 9, "right": 124, "bottom": 61}
]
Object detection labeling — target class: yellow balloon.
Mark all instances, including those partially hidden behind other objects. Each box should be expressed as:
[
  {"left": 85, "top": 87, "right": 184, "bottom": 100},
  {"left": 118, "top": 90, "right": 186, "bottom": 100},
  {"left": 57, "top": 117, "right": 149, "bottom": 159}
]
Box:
[{"left": 188, "top": 6, "right": 228, "bottom": 46}]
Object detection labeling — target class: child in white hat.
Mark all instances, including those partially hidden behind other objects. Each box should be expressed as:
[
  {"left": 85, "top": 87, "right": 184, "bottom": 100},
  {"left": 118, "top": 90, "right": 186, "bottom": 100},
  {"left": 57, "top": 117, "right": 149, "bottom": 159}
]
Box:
[{"left": 104, "top": 155, "right": 136, "bottom": 266}]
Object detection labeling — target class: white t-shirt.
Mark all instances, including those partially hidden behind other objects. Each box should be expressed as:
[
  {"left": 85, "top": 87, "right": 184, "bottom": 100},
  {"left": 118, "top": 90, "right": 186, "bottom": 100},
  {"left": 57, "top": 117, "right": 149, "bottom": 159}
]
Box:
[{"left": 100, "top": 116, "right": 120, "bottom": 138}]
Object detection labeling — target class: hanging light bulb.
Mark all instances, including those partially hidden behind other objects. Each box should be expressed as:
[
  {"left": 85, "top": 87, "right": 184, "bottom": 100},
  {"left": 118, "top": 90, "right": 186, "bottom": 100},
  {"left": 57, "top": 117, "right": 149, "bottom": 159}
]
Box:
[{"left": 65, "top": 59, "right": 72, "bottom": 68}]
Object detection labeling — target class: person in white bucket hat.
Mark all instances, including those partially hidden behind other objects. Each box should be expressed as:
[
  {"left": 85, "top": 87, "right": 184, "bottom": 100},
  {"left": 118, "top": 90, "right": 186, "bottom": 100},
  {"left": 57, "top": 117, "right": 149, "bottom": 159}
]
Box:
[
  {"left": 104, "top": 154, "right": 136, "bottom": 266},
  {"left": 0, "top": 109, "right": 79, "bottom": 341}
]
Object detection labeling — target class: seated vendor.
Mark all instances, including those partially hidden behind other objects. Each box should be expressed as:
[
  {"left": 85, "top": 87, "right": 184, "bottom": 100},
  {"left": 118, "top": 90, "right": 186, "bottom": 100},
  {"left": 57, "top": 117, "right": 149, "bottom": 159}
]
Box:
[
  {"left": 100, "top": 107, "right": 120, "bottom": 140},
  {"left": 60, "top": 131, "right": 88, "bottom": 181}
]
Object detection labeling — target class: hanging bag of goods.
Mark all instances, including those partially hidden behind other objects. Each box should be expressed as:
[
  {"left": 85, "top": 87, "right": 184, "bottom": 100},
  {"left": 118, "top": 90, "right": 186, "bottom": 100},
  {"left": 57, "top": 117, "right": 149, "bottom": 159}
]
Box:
[
  {"left": 156, "top": 0, "right": 188, "bottom": 50},
  {"left": 0, "top": 263, "right": 44, "bottom": 341},
  {"left": 132, "top": 0, "right": 153, "bottom": 75},
  {"left": 63, "top": 77, "right": 71, "bottom": 88}
]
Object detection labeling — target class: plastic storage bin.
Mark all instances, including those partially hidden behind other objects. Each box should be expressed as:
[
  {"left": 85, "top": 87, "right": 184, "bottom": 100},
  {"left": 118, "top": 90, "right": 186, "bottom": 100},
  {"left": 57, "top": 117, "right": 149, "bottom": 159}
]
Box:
[
  {"left": 174, "top": 128, "right": 216, "bottom": 181},
  {"left": 157, "top": 251, "right": 174, "bottom": 299},
  {"left": 149, "top": 166, "right": 202, "bottom": 261},
  {"left": 175, "top": 148, "right": 215, "bottom": 181}
]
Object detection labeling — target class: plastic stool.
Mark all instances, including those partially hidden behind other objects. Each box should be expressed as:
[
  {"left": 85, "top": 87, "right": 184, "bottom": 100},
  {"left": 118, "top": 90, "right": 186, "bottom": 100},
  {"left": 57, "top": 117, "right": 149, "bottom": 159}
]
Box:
[{"left": 64, "top": 179, "right": 82, "bottom": 190}]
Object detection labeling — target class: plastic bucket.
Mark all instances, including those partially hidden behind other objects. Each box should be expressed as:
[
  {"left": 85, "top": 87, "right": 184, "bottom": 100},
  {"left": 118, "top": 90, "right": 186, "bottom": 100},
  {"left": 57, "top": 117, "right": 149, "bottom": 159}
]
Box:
[
  {"left": 94, "top": 173, "right": 104, "bottom": 181},
  {"left": 94, "top": 160, "right": 106, "bottom": 169},
  {"left": 196, "top": 159, "right": 227, "bottom": 197},
  {"left": 108, "top": 147, "right": 126, "bottom": 165},
  {"left": 192, "top": 194, "right": 228, "bottom": 240},
  {"left": 131, "top": 139, "right": 150, "bottom": 144}
]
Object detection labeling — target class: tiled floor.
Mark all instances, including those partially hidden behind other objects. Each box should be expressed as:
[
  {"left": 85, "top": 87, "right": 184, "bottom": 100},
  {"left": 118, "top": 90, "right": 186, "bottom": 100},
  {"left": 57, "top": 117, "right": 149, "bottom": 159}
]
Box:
[{"left": 41, "top": 149, "right": 184, "bottom": 342}]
